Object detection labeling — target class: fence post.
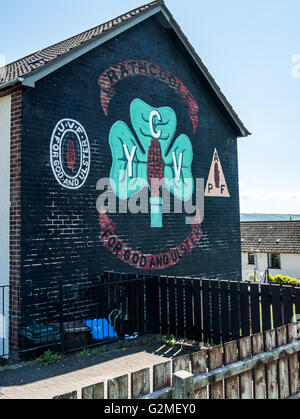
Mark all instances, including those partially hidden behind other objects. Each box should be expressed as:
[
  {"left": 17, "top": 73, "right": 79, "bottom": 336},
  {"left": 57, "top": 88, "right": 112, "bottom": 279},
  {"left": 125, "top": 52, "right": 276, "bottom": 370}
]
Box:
[
  {"left": 53, "top": 391, "right": 77, "bottom": 400},
  {"left": 58, "top": 280, "right": 65, "bottom": 353},
  {"left": 82, "top": 383, "right": 104, "bottom": 399},
  {"left": 173, "top": 371, "right": 194, "bottom": 399}
]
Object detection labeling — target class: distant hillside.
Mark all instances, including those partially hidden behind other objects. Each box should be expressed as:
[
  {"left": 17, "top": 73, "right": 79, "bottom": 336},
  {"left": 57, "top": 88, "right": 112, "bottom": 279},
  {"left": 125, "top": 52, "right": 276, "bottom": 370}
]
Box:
[{"left": 241, "top": 214, "right": 300, "bottom": 222}]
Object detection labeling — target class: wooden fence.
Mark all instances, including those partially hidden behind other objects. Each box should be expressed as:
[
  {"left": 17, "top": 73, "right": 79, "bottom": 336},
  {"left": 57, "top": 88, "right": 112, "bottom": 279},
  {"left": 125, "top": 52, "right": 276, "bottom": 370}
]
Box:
[
  {"left": 54, "top": 322, "right": 300, "bottom": 400},
  {"left": 17, "top": 273, "right": 300, "bottom": 356},
  {"left": 103, "top": 273, "right": 300, "bottom": 345}
]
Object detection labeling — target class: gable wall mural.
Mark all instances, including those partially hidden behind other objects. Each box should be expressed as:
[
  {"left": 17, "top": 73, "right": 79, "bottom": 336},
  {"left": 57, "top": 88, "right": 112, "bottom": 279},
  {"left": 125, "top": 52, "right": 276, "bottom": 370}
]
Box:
[{"left": 21, "top": 16, "right": 242, "bottom": 288}]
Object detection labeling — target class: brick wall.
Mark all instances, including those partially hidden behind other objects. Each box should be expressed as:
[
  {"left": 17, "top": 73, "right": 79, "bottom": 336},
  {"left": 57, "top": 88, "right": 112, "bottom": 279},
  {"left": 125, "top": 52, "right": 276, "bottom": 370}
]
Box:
[
  {"left": 9, "top": 87, "right": 22, "bottom": 355},
  {"left": 18, "top": 17, "right": 242, "bottom": 332}
]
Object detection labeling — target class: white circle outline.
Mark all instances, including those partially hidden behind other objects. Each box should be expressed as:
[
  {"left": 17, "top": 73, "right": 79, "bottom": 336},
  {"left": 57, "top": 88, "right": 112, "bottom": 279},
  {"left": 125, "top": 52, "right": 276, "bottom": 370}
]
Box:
[{"left": 50, "top": 118, "right": 91, "bottom": 190}]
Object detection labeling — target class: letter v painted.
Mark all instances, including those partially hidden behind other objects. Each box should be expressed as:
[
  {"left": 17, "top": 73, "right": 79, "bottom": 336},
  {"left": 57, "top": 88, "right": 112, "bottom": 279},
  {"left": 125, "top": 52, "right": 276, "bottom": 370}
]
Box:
[{"left": 172, "top": 152, "right": 183, "bottom": 181}]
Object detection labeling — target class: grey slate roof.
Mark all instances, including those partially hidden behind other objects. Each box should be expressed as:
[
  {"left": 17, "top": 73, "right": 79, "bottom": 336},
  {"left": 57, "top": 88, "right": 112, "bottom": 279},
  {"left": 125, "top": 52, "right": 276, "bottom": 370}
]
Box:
[
  {"left": 0, "top": 1, "right": 158, "bottom": 84},
  {"left": 241, "top": 221, "right": 300, "bottom": 254}
]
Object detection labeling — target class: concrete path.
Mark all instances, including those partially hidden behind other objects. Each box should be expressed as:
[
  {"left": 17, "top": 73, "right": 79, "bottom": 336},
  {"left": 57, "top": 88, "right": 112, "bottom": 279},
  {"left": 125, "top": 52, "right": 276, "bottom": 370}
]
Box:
[{"left": 0, "top": 341, "right": 192, "bottom": 399}]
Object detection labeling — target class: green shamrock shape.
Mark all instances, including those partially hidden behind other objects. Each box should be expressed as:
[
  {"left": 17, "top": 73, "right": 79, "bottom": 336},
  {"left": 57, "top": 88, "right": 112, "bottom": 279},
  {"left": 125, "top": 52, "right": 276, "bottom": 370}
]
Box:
[{"left": 109, "top": 98, "right": 194, "bottom": 228}]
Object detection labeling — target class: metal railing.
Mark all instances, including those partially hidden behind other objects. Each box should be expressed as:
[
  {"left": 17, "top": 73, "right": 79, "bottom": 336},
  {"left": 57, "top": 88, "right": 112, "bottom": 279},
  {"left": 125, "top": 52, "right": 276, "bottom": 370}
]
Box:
[
  {"left": 0, "top": 285, "right": 9, "bottom": 359},
  {"left": 19, "top": 274, "right": 152, "bottom": 355}
]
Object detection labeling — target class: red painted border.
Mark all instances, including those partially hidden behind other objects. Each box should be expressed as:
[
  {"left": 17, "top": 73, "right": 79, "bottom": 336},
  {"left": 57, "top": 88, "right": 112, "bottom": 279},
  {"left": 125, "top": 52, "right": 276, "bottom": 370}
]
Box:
[
  {"left": 98, "top": 60, "right": 199, "bottom": 134},
  {"left": 99, "top": 209, "right": 202, "bottom": 271}
]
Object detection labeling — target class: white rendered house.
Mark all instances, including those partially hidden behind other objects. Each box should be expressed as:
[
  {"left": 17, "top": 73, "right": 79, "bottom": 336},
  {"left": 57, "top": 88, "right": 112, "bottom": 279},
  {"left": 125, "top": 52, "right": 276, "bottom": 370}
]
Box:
[{"left": 241, "top": 221, "right": 300, "bottom": 281}]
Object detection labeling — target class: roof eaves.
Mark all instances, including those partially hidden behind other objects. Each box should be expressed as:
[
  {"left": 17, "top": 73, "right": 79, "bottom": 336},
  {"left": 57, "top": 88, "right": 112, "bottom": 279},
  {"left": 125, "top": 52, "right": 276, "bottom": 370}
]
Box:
[{"left": 0, "top": 77, "right": 24, "bottom": 90}]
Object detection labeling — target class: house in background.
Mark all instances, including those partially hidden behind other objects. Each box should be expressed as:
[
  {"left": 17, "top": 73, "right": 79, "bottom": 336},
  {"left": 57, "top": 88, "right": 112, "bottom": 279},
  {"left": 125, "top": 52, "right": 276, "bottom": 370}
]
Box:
[{"left": 241, "top": 221, "right": 300, "bottom": 281}]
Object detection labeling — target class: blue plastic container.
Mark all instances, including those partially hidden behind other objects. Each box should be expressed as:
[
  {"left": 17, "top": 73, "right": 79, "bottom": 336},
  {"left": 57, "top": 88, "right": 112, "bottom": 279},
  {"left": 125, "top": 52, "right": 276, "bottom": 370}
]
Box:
[{"left": 84, "top": 319, "right": 118, "bottom": 341}]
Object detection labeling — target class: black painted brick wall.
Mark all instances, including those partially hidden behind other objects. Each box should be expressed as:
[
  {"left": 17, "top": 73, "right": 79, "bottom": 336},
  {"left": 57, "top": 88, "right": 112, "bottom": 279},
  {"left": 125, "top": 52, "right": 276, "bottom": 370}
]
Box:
[{"left": 20, "top": 15, "right": 242, "bottom": 306}]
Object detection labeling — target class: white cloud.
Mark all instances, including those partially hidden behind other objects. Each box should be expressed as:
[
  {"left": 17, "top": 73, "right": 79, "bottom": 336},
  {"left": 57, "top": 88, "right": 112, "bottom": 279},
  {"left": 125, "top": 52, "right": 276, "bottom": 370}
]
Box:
[
  {"left": 241, "top": 188, "right": 265, "bottom": 200},
  {"left": 267, "top": 191, "right": 300, "bottom": 201},
  {"left": 291, "top": 53, "right": 300, "bottom": 79},
  {"left": 239, "top": 184, "right": 300, "bottom": 213},
  {"left": 239, "top": 181, "right": 246, "bottom": 189}
]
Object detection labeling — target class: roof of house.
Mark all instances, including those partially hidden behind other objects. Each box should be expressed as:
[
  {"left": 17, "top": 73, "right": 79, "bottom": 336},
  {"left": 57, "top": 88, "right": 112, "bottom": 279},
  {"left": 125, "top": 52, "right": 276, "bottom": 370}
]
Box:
[
  {"left": 0, "top": 1, "right": 250, "bottom": 137},
  {"left": 241, "top": 221, "right": 300, "bottom": 254},
  {"left": 0, "top": 1, "right": 158, "bottom": 85}
]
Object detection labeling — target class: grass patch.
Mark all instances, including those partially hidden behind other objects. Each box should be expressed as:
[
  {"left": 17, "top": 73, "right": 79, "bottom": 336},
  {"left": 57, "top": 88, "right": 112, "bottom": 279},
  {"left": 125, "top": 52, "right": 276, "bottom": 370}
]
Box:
[
  {"left": 155, "top": 334, "right": 192, "bottom": 348},
  {"left": 37, "top": 350, "right": 61, "bottom": 366},
  {"left": 76, "top": 348, "right": 90, "bottom": 359},
  {"left": 90, "top": 346, "right": 108, "bottom": 357}
]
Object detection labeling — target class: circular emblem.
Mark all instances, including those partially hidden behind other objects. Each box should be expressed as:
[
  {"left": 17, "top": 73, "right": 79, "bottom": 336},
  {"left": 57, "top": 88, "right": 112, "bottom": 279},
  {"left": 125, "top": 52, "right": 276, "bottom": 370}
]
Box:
[{"left": 50, "top": 119, "right": 90, "bottom": 189}]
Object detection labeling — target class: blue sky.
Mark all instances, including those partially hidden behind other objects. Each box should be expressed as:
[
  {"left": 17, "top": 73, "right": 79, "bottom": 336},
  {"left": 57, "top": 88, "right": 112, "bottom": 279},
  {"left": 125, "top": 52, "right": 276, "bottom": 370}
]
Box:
[{"left": 1, "top": 0, "right": 300, "bottom": 213}]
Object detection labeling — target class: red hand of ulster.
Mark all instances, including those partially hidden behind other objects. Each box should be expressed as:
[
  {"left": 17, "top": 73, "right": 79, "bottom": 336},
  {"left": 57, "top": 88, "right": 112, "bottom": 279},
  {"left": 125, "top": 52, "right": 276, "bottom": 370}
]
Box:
[{"left": 147, "top": 139, "right": 165, "bottom": 198}]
